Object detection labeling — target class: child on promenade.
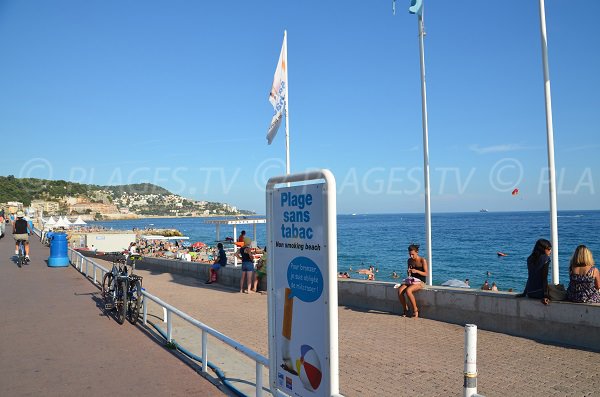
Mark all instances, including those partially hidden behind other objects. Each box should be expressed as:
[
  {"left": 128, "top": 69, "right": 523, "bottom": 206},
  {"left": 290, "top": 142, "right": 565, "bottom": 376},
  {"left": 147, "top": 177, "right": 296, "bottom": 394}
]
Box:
[{"left": 396, "top": 244, "right": 428, "bottom": 318}]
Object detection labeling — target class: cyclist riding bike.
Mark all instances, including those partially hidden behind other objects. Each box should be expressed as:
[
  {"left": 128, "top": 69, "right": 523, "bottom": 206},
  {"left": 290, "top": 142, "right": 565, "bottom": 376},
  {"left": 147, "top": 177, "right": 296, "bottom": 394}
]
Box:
[{"left": 13, "top": 211, "right": 33, "bottom": 261}]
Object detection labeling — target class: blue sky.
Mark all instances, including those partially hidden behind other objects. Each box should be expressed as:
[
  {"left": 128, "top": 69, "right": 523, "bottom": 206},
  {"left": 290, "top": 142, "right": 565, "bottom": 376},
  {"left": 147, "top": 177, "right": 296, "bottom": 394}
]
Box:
[{"left": 1, "top": 0, "right": 598, "bottom": 214}]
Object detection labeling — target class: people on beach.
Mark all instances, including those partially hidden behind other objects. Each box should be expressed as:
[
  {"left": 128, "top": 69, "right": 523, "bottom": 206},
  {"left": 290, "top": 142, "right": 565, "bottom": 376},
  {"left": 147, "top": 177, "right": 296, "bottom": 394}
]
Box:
[
  {"left": 566, "top": 245, "right": 600, "bottom": 303},
  {"left": 464, "top": 279, "right": 470, "bottom": 287},
  {"left": 491, "top": 282, "right": 498, "bottom": 291},
  {"left": 481, "top": 280, "right": 491, "bottom": 290},
  {"left": 206, "top": 242, "right": 227, "bottom": 284},
  {"left": 516, "top": 239, "right": 552, "bottom": 305},
  {"left": 397, "top": 244, "right": 428, "bottom": 318},
  {"left": 237, "top": 237, "right": 255, "bottom": 293}
]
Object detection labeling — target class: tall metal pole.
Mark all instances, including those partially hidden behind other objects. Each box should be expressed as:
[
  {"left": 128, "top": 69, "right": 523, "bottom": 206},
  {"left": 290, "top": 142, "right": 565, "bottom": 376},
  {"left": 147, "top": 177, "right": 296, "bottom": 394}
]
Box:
[
  {"left": 416, "top": 8, "right": 433, "bottom": 285},
  {"left": 284, "top": 30, "right": 291, "bottom": 175},
  {"left": 538, "top": 0, "right": 559, "bottom": 283}
]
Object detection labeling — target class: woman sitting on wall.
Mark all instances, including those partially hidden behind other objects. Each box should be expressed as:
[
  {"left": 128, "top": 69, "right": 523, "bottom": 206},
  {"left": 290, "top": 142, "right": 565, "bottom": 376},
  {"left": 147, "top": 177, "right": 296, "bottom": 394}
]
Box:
[
  {"left": 516, "top": 239, "right": 552, "bottom": 305},
  {"left": 567, "top": 245, "right": 600, "bottom": 303},
  {"left": 396, "top": 244, "right": 428, "bottom": 318}
]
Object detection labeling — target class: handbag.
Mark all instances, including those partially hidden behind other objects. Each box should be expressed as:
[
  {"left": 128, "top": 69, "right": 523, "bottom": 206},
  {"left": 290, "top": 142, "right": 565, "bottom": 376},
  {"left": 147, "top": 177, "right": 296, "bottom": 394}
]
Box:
[{"left": 547, "top": 283, "right": 567, "bottom": 301}]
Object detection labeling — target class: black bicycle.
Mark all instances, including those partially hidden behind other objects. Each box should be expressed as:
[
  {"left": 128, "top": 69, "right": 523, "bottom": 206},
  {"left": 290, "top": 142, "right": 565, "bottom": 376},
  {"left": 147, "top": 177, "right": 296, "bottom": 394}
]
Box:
[
  {"left": 16, "top": 239, "right": 28, "bottom": 268},
  {"left": 125, "top": 273, "right": 143, "bottom": 325},
  {"left": 102, "top": 259, "right": 128, "bottom": 324}
]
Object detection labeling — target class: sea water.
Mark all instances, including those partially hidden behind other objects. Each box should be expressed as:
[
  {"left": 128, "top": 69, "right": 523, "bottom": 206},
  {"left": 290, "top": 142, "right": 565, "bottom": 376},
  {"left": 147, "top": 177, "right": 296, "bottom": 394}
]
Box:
[{"left": 89, "top": 210, "right": 600, "bottom": 291}]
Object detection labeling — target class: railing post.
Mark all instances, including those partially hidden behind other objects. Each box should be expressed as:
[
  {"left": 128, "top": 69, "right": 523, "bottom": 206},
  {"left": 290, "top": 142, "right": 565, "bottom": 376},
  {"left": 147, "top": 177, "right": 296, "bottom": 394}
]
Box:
[
  {"left": 143, "top": 296, "right": 147, "bottom": 325},
  {"left": 167, "top": 310, "right": 172, "bottom": 343},
  {"left": 163, "top": 307, "right": 168, "bottom": 323},
  {"left": 464, "top": 324, "right": 478, "bottom": 397},
  {"left": 85, "top": 259, "right": 89, "bottom": 277},
  {"left": 256, "top": 362, "right": 263, "bottom": 397},
  {"left": 93, "top": 264, "right": 97, "bottom": 284},
  {"left": 201, "top": 330, "right": 208, "bottom": 373}
]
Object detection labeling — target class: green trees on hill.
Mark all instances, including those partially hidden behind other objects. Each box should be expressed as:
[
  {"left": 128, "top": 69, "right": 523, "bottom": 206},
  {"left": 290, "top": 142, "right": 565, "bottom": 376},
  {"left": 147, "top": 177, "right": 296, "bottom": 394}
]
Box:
[{"left": 0, "top": 176, "right": 170, "bottom": 206}]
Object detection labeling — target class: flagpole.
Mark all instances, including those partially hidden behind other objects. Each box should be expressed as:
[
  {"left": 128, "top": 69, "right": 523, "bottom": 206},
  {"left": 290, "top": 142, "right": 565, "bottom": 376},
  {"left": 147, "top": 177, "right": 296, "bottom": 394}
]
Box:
[
  {"left": 284, "top": 30, "right": 290, "bottom": 175},
  {"left": 538, "top": 0, "right": 559, "bottom": 284},
  {"left": 410, "top": 1, "right": 433, "bottom": 285}
]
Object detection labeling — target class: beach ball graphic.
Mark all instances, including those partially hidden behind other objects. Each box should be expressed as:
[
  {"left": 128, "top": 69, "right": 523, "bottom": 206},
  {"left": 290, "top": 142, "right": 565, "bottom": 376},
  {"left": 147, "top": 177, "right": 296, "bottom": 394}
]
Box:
[{"left": 295, "top": 344, "right": 322, "bottom": 391}]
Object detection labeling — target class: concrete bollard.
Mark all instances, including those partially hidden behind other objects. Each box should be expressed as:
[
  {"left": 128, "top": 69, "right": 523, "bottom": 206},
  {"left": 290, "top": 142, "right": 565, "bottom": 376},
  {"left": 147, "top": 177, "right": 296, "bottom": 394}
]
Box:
[{"left": 464, "top": 324, "right": 478, "bottom": 397}]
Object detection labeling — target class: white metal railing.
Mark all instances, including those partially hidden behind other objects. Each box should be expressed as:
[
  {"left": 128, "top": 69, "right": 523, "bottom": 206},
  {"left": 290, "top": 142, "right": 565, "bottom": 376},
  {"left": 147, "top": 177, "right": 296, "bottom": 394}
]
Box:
[
  {"left": 67, "top": 248, "right": 268, "bottom": 397},
  {"left": 142, "top": 289, "right": 269, "bottom": 397},
  {"left": 68, "top": 249, "right": 109, "bottom": 288}
]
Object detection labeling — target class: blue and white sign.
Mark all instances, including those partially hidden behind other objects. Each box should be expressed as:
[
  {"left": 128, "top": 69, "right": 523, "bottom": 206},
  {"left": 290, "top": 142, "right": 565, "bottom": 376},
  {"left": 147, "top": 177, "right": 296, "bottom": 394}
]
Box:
[{"left": 267, "top": 170, "right": 339, "bottom": 397}]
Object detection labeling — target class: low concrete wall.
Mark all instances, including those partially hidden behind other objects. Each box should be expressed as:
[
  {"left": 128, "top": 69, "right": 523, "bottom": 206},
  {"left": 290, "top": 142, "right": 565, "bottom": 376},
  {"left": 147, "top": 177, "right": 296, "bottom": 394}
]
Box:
[
  {"left": 136, "top": 257, "right": 600, "bottom": 351},
  {"left": 338, "top": 279, "right": 600, "bottom": 351},
  {"left": 137, "top": 257, "right": 267, "bottom": 291}
]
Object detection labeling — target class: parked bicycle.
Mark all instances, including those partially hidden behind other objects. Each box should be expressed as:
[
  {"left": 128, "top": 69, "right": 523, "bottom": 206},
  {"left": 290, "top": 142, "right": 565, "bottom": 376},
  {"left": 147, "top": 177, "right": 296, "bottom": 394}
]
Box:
[
  {"left": 102, "top": 256, "right": 143, "bottom": 325},
  {"left": 102, "top": 258, "right": 128, "bottom": 324}
]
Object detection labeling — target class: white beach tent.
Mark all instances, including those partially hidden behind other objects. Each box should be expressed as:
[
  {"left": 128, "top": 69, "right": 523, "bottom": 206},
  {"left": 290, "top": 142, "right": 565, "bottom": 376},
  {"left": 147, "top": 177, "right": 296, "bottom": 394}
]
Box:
[
  {"left": 45, "top": 216, "right": 57, "bottom": 226},
  {"left": 72, "top": 216, "right": 87, "bottom": 226},
  {"left": 54, "top": 216, "right": 70, "bottom": 229}
]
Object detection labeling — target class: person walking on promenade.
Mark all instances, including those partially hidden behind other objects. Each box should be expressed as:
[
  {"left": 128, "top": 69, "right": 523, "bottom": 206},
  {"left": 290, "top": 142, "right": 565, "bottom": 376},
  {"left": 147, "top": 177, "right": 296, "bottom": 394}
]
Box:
[
  {"left": 12, "top": 211, "right": 33, "bottom": 260},
  {"left": 566, "top": 245, "right": 600, "bottom": 303},
  {"left": 236, "top": 237, "right": 255, "bottom": 293},
  {"left": 0, "top": 211, "right": 5, "bottom": 238},
  {"left": 206, "top": 243, "right": 227, "bottom": 284},
  {"left": 516, "top": 239, "right": 552, "bottom": 305},
  {"left": 397, "top": 244, "right": 428, "bottom": 318}
]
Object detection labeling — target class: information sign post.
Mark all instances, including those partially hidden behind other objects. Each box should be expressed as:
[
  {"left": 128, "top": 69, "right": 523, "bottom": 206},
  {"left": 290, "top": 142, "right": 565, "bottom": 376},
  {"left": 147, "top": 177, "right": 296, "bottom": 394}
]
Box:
[{"left": 266, "top": 170, "right": 339, "bottom": 397}]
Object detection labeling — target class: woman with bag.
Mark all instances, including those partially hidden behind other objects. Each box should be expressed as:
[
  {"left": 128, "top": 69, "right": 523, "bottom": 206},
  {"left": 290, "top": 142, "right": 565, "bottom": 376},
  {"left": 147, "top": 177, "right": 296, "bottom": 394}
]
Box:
[
  {"left": 396, "top": 244, "right": 428, "bottom": 318},
  {"left": 566, "top": 245, "right": 600, "bottom": 303}
]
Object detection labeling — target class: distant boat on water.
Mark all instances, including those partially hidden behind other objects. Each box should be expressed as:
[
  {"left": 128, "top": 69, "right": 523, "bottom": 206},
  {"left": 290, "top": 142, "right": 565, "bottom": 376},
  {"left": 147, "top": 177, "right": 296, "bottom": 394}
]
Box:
[{"left": 479, "top": 209, "right": 489, "bottom": 213}]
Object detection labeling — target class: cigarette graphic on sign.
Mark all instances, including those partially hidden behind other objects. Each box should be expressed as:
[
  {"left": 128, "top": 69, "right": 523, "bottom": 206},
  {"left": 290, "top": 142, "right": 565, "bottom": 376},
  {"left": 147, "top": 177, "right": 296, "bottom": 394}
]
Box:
[{"left": 281, "top": 287, "right": 298, "bottom": 374}]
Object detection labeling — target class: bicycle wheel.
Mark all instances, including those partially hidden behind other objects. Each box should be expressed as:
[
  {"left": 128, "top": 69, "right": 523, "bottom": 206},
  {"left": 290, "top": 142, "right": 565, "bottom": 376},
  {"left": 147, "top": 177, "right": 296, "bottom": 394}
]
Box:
[
  {"left": 127, "top": 279, "right": 142, "bottom": 325},
  {"left": 115, "top": 279, "right": 126, "bottom": 325},
  {"left": 101, "top": 273, "right": 114, "bottom": 305}
]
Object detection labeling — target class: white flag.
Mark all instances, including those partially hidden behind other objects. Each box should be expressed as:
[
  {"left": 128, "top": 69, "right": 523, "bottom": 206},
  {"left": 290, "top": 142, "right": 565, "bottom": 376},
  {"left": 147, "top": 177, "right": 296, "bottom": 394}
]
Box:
[
  {"left": 266, "top": 35, "right": 287, "bottom": 144},
  {"left": 266, "top": 109, "right": 283, "bottom": 145}
]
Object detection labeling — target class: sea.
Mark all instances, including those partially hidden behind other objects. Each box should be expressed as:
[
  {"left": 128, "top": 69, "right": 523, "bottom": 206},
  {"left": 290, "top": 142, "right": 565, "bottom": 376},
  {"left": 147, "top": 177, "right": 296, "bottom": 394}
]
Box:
[{"left": 88, "top": 210, "right": 600, "bottom": 292}]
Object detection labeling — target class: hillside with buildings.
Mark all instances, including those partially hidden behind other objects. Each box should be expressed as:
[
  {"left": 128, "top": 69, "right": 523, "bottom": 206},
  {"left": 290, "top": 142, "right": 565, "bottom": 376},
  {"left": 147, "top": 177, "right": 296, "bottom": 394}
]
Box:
[{"left": 0, "top": 176, "right": 254, "bottom": 220}]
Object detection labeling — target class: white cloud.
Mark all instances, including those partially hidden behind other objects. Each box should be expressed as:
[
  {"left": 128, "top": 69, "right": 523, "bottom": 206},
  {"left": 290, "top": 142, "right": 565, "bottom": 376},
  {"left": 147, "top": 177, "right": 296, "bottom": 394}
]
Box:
[{"left": 468, "top": 144, "right": 528, "bottom": 154}]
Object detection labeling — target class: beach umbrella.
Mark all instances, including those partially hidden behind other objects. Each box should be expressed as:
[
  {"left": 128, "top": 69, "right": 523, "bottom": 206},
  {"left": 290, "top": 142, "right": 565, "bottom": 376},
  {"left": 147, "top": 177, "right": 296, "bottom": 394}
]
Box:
[{"left": 191, "top": 241, "right": 206, "bottom": 248}]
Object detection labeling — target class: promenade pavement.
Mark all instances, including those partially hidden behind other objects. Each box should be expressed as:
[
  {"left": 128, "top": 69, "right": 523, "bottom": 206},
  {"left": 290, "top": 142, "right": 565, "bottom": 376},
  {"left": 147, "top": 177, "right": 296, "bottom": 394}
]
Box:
[
  {"left": 0, "top": 229, "right": 225, "bottom": 396},
  {"left": 95, "top": 258, "right": 600, "bottom": 397},
  {"left": 6, "top": 228, "right": 599, "bottom": 397}
]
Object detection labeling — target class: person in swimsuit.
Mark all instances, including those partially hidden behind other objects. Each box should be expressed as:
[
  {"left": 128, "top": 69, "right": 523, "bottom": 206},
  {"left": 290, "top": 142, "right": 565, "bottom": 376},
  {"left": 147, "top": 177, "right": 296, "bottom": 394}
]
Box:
[
  {"left": 566, "top": 245, "right": 600, "bottom": 303},
  {"left": 397, "top": 244, "right": 428, "bottom": 318}
]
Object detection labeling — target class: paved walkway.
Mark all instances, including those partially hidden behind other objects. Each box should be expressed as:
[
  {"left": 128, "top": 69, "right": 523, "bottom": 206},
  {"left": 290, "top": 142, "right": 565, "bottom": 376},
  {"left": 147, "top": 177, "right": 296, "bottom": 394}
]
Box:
[
  {"left": 109, "top": 259, "right": 600, "bottom": 397},
  {"left": 4, "top": 229, "right": 600, "bottom": 396},
  {"left": 0, "top": 229, "right": 224, "bottom": 396}
]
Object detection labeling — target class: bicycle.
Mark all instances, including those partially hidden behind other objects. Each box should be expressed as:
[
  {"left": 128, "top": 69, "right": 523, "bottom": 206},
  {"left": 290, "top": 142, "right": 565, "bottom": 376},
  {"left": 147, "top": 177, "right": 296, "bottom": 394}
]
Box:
[
  {"left": 102, "top": 259, "right": 128, "bottom": 324},
  {"left": 125, "top": 273, "right": 143, "bottom": 325},
  {"left": 16, "top": 239, "right": 28, "bottom": 268}
]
